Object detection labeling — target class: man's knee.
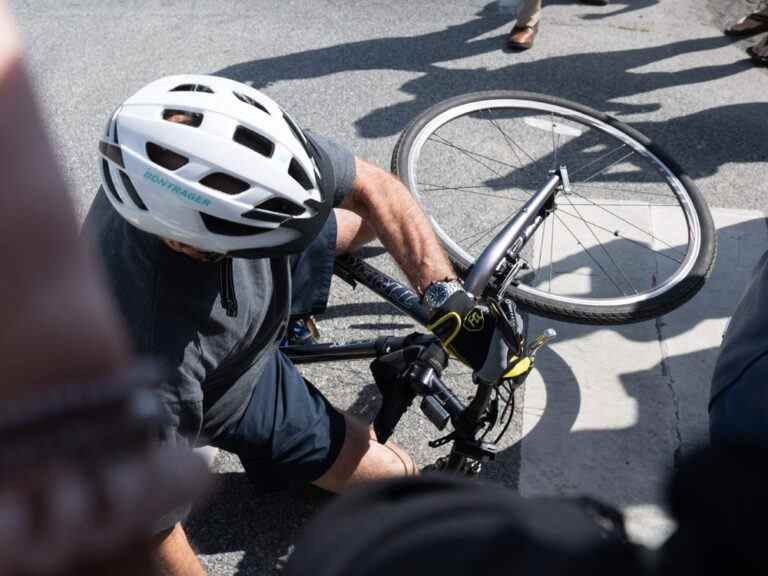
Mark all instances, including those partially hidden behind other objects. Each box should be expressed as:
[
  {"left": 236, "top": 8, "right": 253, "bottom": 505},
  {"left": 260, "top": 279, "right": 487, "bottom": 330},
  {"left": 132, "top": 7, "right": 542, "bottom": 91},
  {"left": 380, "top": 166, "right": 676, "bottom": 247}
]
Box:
[{"left": 314, "top": 413, "right": 417, "bottom": 492}]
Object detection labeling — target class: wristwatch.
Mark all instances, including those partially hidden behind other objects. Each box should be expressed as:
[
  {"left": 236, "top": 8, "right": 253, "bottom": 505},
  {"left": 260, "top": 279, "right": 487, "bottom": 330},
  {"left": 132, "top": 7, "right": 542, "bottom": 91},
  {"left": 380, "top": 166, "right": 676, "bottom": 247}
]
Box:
[{"left": 423, "top": 279, "right": 463, "bottom": 312}]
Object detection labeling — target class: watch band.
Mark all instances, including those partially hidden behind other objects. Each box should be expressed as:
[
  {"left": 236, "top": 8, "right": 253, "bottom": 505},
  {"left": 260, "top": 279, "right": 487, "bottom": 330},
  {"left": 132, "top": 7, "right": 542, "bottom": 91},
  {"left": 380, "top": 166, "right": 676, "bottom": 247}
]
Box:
[{"left": 423, "top": 279, "right": 463, "bottom": 312}]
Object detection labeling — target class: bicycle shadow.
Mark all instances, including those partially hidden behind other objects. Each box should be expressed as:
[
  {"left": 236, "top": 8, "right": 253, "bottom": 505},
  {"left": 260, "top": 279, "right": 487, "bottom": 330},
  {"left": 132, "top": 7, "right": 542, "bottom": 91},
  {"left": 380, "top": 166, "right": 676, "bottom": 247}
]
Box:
[
  {"left": 320, "top": 218, "right": 765, "bottom": 522},
  {"left": 485, "top": 216, "right": 767, "bottom": 525},
  {"left": 185, "top": 214, "right": 765, "bottom": 573}
]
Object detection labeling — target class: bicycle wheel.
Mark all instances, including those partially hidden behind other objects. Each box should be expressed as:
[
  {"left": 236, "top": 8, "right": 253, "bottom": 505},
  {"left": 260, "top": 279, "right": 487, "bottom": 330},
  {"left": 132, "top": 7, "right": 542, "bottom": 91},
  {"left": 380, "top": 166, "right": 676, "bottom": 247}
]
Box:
[{"left": 392, "top": 91, "right": 716, "bottom": 324}]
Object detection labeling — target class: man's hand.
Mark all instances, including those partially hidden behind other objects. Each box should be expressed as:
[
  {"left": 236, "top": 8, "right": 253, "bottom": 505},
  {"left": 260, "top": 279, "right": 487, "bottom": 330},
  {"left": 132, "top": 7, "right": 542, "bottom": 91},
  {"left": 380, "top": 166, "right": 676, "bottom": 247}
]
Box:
[{"left": 427, "top": 291, "right": 516, "bottom": 383}]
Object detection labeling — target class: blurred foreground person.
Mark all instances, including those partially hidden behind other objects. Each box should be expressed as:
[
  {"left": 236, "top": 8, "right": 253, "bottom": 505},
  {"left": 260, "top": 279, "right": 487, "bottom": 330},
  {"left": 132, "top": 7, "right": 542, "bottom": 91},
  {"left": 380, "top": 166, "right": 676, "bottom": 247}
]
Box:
[
  {"left": 287, "top": 442, "right": 768, "bottom": 576},
  {"left": 286, "top": 474, "right": 642, "bottom": 576},
  {"left": 709, "top": 249, "right": 768, "bottom": 448},
  {"left": 0, "top": 2, "right": 208, "bottom": 574}
]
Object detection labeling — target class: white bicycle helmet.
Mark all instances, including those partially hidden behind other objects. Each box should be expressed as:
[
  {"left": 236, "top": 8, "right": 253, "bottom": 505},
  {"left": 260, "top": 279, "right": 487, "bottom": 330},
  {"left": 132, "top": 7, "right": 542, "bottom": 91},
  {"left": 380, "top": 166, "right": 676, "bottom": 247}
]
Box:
[{"left": 98, "top": 74, "right": 332, "bottom": 257}]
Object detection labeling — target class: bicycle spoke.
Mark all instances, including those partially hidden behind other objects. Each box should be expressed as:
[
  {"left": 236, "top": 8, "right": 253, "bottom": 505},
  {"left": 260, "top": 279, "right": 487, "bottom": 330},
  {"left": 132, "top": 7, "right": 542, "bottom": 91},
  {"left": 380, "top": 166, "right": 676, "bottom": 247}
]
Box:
[
  {"left": 577, "top": 149, "right": 637, "bottom": 185},
  {"left": 427, "top": 133, "right": 510, "bottom": 175},
  {"left": 568, "top": 143, "right": 629, "bottom": 179},
  {"left": 549, "top": 210, "right": 555, "bottom": 292},
  {"left": 484, "top": 113, "right": 526, "bottom": 169},
  {"left": 485, "top": 116, "right": 538, "bottom": 167},
  {"left": 551, "top": 113, "right": 560, "bottom": 170},
  {"left": 571, "top": 182, "right": 677, "bottom": 199},
  {"left": 460, "top": 213, "right": 514, "bottom": 248},
  {"left": 418, "top": 182, "right": 530, "bottom": 203},
  {"left": 556, "top": 208, "right": 684, "bottom": 264},
  {"left": 561, "top": 195, "right": 639, "bottom": 294},
  {"left": 565, "top": 189, "right": 686, "bottom": 254},
  {"left": 554, "top": 212, "right": 626, "bottom": 296},
  {"left": 535, "top": 210, "right": 546, "bottom": 283},
  {"left": 557, "top": 201, "right": 680, "bottom": 207}
]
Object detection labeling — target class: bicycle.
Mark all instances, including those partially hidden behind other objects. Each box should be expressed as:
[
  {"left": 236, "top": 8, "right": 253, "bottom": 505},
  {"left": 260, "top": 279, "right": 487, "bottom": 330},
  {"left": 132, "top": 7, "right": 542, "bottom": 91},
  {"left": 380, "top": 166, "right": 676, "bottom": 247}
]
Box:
[{"left": 283, "top": 91, "right": 716, "bottom": 473}]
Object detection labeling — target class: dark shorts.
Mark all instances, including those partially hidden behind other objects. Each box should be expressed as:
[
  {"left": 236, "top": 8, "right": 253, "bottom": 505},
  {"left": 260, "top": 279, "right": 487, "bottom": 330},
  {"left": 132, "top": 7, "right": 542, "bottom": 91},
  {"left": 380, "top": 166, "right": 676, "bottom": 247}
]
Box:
[
  {"left": 289, "top": 208, "right": 339, "bottom": 318},
  {"left": 215, "top": 351, "right": 346, "bottom": 492},
  {"left": 214, "top": 212, "right": 346, "bottom": 492}
]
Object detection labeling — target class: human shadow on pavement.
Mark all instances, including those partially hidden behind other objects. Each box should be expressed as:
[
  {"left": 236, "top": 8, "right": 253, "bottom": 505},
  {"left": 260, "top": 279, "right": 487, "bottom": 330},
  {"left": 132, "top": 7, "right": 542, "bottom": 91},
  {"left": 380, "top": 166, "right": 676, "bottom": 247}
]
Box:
[
  {"left": 217, "top": 2, "right": 509, "bottom": 93},
  {"left": 216, "top": 5, "right": 747, "bottom": 123},
  {"left": 544, "top": 0, "right": 660, "bottom": 20},
  {"left": 355, "top": 35, "right": 750, "bottom": 137},
  {"left": 216, "top": 14, "right": 755, "bottom": 186}
]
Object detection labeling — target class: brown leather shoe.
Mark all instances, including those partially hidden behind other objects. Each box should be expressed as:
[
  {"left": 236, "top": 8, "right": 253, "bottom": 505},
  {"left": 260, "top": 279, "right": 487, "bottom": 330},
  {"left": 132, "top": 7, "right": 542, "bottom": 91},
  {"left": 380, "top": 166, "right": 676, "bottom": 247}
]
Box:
[{"left": 507, "top": 24, "right": 538, "bottom": 51}]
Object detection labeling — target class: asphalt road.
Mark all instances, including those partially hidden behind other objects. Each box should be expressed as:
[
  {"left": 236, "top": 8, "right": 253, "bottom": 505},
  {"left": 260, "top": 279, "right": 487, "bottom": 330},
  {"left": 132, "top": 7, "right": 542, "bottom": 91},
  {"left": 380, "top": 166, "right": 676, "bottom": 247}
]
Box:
[{"left": 10, "top": 1, "right": 768, "bottom": 574}]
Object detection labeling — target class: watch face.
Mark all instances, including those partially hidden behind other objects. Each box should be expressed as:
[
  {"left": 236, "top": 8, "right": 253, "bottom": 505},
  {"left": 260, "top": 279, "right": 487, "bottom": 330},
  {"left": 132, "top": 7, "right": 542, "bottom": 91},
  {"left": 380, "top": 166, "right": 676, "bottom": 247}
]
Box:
[
  {"left": 426, "top": 281, "right": 459, "bottom": 309},
  {"left": 426, "top": 283, "right": 448, "bottom": 308}
]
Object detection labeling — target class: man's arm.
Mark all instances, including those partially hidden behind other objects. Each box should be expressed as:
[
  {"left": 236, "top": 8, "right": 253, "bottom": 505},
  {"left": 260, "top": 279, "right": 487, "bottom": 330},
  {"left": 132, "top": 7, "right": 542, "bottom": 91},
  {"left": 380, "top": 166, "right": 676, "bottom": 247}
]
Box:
[
  {"left": 337, "top": 157, "right": 515, "bottom": 380},
  {"left": 337, "top": 157, "right": 458, "bottom": 293}
]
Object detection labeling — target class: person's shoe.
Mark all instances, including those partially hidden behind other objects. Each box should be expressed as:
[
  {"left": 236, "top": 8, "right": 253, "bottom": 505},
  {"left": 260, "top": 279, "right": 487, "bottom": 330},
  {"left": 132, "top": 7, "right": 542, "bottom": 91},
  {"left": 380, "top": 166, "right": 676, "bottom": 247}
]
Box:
[
  {"left": 747, "top": 36, "right": 768, "bottom": 66},
  {"left": 725, "top": 11, "right": 768, "bottom": 37},
  {"left": 282, "top": 316, "right": 320, "bottom": 345},
  {"left": 580, "top": 0, "right": 608, "bottom": 5},
  {"left": 506, "top": 24, "right": 538, "bottom": 50}
]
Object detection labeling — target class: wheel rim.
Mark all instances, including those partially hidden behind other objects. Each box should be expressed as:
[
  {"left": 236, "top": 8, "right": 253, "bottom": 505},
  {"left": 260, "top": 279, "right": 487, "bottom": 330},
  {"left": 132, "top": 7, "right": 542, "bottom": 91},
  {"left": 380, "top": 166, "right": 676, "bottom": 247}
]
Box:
[{"left": 401, "top": 97, "right": 703, "bottom": 308}]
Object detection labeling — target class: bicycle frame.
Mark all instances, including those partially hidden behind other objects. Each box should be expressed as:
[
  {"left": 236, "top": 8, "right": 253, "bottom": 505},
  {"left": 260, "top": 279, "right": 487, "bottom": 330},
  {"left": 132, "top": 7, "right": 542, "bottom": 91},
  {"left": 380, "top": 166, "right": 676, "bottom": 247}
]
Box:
[
  {"left": 282, "top": 167, "right": 565, "bottom": 364},
  {"left": 280, "top": 167, "right": 567, "bottom": 467}
]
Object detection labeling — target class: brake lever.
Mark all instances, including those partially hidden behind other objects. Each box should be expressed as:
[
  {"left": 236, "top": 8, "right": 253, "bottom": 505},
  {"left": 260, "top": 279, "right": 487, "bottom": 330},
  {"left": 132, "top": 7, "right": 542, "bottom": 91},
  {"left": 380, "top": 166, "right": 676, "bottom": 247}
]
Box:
[{"left": 487, "top": 297, "right": 524, "bottom": 355}]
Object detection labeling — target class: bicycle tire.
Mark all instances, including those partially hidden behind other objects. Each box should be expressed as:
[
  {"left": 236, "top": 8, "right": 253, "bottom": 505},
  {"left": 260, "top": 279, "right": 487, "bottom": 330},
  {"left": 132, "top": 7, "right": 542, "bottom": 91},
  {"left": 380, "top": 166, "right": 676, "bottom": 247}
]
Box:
[{"left": 392, "top": 91, "right": 716, "bottom": 325}]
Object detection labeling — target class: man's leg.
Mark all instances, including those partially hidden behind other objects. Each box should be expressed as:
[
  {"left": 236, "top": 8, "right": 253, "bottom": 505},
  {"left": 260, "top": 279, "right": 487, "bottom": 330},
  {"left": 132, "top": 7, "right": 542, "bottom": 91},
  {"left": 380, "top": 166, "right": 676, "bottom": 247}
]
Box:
[
  {"left": 327, "top": 199, "right": 421, "bottom": 489},
  {"left": 313, "top": 413, "right": 417, "bottom": 492},
  {"left": 516, "top": 0, "right": 542, "bottom": 28},
  {"left": 153, "top": 524, "right": 206, "bottom": 576},
  {"left": 214, "top": 353, "right": 417, "bottom": 497},
  {"left": 280, "top": 197, "right": 418, "bottom": 493}
]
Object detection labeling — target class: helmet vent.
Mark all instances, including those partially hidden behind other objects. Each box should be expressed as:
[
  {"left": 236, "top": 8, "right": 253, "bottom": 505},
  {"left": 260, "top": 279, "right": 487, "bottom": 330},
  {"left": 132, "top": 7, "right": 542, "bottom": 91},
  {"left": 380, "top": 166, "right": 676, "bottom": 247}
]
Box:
[
  {"left": 233, "top": 91, "right": 270, "bottom": 115},
  {"left": 200, "top": 172, "right": 250, "bottom": 195},
  {"left": 200, "top": 212, "right": 271, "bottom": 236},
  {"left": 233, "top": 126, "right": 274, "bottom": 158},
  {"left": 146, "top": 142, "right": 189, "bottom": 171},
  {"left": 170, "top": 83, "right": 214, "bottom": 94},
  {"left": 257, "top": 197, "right": 305, "bottom": 216},
  {"left": 163, "top": 109, "right": 203, "bottom": 127},
  {"left": 288, "top": 158, "right": 313, "bottom": 191},
  {"left": 282, "top": 112, "right": 315, "bottom": 159},
  {"left": 118, "top": 171, "right": 148, "bottom": 211},
  {"left": 101, "top": 160, "right": 123, "bottom": 204}
]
